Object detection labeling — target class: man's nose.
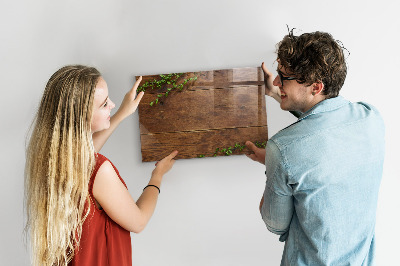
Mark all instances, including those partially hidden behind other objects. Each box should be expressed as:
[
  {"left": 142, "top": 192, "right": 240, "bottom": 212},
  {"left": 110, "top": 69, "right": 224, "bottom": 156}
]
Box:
[{"left": 273, "top": 75, "right": 281, "bottom": 87}]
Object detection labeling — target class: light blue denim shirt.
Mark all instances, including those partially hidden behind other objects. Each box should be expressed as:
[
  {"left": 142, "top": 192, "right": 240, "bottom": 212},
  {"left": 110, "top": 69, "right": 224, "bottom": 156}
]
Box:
[{"left": 261, "top": 96, "right": 385, "bottom": 266}]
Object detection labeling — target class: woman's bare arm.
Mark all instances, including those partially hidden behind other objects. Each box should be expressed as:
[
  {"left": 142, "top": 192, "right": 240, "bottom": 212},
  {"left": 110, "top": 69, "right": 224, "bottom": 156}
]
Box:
[{"left": 93, "top": 150, "right": 178, "bottom": 233}]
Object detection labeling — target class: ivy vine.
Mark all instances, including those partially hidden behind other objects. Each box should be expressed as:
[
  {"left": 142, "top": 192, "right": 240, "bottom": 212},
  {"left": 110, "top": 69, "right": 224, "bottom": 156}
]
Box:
[
  {"left": 254, "top": 141, "right": 267, "bottom": 149},
  {"left": 137, "top": 73, "right": 198, "bottom": 106},
  {"left": 196, "top": 140, "right": 267, "bottom": 158}
]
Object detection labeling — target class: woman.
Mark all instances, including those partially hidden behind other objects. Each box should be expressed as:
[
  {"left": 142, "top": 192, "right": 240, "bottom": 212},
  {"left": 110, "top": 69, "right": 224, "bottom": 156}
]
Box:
[{"left": 25, "top": 65, "right": 177, "bottom": 265}]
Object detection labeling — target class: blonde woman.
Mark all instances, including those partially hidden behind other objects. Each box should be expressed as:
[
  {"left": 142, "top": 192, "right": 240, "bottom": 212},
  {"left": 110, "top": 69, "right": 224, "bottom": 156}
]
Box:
[{"left": 25, "top": 65, "right": 178, "bottom": 266}]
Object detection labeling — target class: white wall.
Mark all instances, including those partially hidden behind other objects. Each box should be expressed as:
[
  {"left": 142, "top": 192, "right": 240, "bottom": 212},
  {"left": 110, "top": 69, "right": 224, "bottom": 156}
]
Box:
[{"left": 1, "top": 0, "right": 399, "bottom": 265}]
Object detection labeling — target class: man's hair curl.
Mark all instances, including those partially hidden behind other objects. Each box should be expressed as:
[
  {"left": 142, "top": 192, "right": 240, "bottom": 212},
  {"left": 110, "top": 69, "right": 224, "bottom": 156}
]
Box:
[{"left": 277, "top": 29, "right": 348, "bottom": 98}]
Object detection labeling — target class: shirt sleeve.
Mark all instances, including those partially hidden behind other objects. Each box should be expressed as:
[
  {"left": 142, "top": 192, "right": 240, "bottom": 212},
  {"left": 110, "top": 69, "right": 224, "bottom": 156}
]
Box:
[{"left": 260, "top": 139, "right": 294, "bottom": 241}]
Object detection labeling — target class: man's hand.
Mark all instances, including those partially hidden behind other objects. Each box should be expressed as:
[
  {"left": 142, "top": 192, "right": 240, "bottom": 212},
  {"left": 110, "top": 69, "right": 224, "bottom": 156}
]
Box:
[
  {"left": 262, "top": 62, "right": 281, "bottom": 103},
  {"left": 245, "top": 141, "right": 266, "bottom": 165}
]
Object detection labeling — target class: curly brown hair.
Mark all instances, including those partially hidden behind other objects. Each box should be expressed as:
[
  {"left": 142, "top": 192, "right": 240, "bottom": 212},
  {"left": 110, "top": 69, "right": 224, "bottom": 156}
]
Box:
[{"left": 277, "top": 30, "right": 348, "bottom": 98}]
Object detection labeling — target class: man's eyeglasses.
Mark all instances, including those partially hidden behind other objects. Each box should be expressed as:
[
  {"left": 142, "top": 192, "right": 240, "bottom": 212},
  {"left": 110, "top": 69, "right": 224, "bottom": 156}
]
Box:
[{"left": 277, "top": 70, "right": 297, "bottom": 86}]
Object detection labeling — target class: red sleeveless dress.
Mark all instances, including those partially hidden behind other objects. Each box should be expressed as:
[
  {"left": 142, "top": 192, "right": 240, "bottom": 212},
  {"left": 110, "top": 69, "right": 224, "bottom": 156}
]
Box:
[{"left": 69, "top": 153, "right": 132, "bottom": 266}]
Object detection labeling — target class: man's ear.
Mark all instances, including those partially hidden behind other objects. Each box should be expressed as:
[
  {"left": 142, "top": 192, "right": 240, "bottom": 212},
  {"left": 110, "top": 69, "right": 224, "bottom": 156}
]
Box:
[{"left": 312, "top": 82, "right": 324, "bottom": 96}]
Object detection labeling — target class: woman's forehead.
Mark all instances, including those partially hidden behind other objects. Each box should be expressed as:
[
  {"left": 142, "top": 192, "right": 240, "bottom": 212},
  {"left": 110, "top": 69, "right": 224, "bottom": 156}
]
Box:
[{"left": 94, "top": 78, "right": 108, "bottom": 103}]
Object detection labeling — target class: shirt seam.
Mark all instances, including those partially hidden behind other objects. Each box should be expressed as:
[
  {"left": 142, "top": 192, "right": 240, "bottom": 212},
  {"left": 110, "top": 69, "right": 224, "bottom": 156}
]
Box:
[
  {"left": 263, "top": 185, "right": 292, "bottom": 235},
  {"left": 298, "top": 97, "right": 350, "bottom": 121},
  {"left": 268, "top": 139, "right": 293, "bottom": 191},
  {"left": 276, "top": 115, "right": 374, "bottom": 150}
]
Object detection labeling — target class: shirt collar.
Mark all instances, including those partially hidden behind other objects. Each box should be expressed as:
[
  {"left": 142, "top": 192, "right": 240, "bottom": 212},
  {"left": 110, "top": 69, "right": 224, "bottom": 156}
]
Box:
[{"left": 298, "top": 95, "right": 350, "bottom": 121}]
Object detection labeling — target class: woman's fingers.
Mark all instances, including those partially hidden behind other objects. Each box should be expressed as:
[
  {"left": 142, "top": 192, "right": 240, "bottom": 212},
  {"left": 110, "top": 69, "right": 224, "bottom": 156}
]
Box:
[{"left": 132, "top": 76, "right": 143, "bottom": 95}]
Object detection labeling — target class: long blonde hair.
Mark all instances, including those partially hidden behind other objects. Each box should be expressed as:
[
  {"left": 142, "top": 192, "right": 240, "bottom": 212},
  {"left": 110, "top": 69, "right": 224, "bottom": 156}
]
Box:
[{"left": 25, "top": 65, "right": 101, "bottom": 265}]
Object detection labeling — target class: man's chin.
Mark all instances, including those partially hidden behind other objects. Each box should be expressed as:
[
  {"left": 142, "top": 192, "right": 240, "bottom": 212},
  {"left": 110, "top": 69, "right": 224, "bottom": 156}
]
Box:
[{"left": 279, "top": 103, "right": 290, "bottom": 111}]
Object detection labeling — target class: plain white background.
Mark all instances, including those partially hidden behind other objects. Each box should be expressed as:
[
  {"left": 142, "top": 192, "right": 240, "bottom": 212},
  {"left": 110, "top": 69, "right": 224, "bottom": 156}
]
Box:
[{"left": 1, "top": 0, "right": 399, "bottom": 265}]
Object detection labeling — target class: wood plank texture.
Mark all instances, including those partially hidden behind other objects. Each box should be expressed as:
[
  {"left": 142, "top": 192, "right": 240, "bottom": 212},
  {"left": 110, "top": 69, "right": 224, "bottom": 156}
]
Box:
[
  {"left": 136, "top": 67, "right": 268, "bottom": 162},
  {"left": 140, "top": 126, "right": 268, "bottom": 161},
  {"left": 139, "top": 86, "right": 266, "bottom": 134},
  {"left": 138, "top": 67, "right": 265, "bottom": 92}
]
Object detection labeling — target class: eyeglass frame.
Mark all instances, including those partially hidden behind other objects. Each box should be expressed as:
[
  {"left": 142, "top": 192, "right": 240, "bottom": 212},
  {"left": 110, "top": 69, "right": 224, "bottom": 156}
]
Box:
[{"left": 277, "top": 69, "right": 297, "bottom": 86}]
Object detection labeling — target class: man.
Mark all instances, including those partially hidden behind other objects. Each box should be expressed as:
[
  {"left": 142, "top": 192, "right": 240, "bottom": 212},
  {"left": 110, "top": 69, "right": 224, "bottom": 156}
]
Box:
[{"left": 246, "top": 31, "right": 385, "bottom": 265}]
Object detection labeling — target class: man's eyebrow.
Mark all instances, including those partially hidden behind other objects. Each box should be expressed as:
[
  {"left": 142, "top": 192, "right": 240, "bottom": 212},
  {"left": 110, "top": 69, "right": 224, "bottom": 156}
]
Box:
[{"left": 277, "top": 68, "right": 292, "bottom": 77}]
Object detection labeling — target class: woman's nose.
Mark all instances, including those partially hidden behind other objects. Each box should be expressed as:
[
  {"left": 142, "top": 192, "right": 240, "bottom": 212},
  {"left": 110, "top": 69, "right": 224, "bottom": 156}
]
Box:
[{"left": 109, "top": 100, "right": 115, "bottom": 109}]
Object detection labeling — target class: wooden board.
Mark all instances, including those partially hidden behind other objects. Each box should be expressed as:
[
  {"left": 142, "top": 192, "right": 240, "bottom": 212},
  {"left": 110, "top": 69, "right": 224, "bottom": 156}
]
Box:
[{"left": 137, "top": 67, "right": 268, "bottom": 162}]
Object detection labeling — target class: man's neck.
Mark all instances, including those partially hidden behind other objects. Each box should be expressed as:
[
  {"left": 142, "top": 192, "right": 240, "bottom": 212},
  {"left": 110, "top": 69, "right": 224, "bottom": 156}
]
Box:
[{"left": 301, "top": 95, "right": 327, "bottom": 113}]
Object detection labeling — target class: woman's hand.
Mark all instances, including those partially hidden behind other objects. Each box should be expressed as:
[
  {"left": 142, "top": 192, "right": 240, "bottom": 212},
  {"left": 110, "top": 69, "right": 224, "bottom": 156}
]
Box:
[
  {"left": 152, "top": 150, "right": 179, "bottom": 178},
  {"left": 245, "top": 141, "right": 266, "bottom": 165},
  {"left": 115, "top": 76, "right": 145, "bottom": 120},
  {"left": 262, "top": 62, "right": 281, "bottom": 103}
]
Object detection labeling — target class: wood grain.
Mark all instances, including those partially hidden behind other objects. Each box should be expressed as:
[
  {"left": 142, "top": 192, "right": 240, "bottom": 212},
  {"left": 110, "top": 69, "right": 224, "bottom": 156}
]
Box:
[
  {"left": 139, "top": 85, "right": 266, "bottom": 134},
  {"left": 140, "top": 126, "right": 268, "bottom": 162},
  {"left": 137, "top": 67, "right": 265, "bottom": 93}
]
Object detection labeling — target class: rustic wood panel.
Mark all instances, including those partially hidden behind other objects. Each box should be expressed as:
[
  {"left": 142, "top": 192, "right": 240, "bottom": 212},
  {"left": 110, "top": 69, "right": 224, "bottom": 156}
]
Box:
[
  {"left": 136, "top": 67, "right": 268, "bottom": 162},
  {"left": 140, "top": 126, "right": 268, "bottom": 162}
]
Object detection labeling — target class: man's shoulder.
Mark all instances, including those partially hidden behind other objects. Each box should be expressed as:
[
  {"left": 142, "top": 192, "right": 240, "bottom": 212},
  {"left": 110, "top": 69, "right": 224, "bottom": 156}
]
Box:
[
  {"left": 269, "top": 121, "right": 305, "bottom": 150},
  {"left": 270, "top": 98, "right": 384, "bottom": 149},
  {"left": 351, "top": 101, "right": 382, "bottom": 117},
  {"left": 346, "top": 101, "right": 385, "bottom": 131}
]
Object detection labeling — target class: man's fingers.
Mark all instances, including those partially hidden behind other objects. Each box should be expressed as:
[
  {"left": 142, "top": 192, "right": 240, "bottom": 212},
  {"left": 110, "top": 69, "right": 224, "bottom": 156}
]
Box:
[
  {"left": 261, "top": 62, "right": 272, "bottom": 77},
  {"left": 246, "top": 153, "right": 257, "bottom": 162},
  {"left": 245, "top": 141, "right": 258, "bottom": 152}
]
